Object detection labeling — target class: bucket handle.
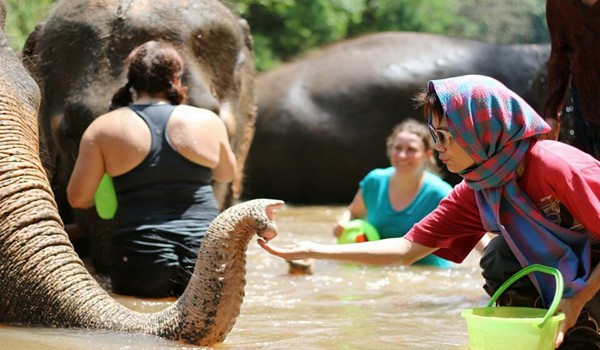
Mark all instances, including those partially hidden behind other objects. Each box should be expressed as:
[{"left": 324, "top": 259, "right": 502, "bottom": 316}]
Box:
[{"left": 486, "top": 264, "right": 564, "bottom": 328}]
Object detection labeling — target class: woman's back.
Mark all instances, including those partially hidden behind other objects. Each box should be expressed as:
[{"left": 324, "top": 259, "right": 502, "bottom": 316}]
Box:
[
  {"left": 110, "top": 103, "right": 218, "bottom": 229},
  {"left": 67, "top": 101, "right": 235, "bottom": 209},
  {"left": 90, "top": 102, "right": 232, "bottom": 178},
  {"left": 66, "top": 41, "right": 236, "bottom": 297}
]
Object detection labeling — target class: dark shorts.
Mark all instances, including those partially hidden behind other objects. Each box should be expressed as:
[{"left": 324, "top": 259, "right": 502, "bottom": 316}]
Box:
[
  {"left": 480, "top": 235, "right": 600, "bottom": 350},
  {"left": 109, "top": 228, "right": 203, "bottom": 298}
]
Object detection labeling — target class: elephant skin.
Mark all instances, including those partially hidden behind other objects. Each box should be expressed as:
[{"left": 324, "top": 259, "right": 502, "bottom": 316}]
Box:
[
  {"left": 1, "top": 2, "right": 287, "bottom": 344},
  {"left": 22, "top": 0, "right": 257, "bottom": 271},
  {"left": 243, "top": 32, "right": 550, "bottom": 204},
  {"left": 0, "top": 188, "right": 283, "bottom": 343}
]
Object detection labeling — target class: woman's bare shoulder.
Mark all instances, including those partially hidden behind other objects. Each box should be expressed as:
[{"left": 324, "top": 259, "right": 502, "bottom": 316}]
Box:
[
  {"left": 84, "top": 107, "right": 140, "bottom": 137},
  {"left": 92, "top": 107, "right": 134, "bottom": 123}
]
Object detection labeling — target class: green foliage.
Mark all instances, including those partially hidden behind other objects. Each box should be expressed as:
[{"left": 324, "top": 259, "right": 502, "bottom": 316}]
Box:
[
  {"left": 452, "top": 0, "right": 548, "bottom": 44},
  {"left": 231, "top": 0, "right": 367, "bottom": 70},
  {"left": 347, "top": 0, "right": 463, "bottom": 36},
  {"left": 5, "top": 0, "right": 548, "bottom": 71},
  {"left": 230, "top": 0, "right": 549, "bottom": 71},
  {"left": 5, "top": 0, "right": 55, "bottom": 51}
]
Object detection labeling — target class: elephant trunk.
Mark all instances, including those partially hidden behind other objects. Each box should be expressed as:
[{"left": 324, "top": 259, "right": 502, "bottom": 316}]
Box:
[
  {"left": 151, "top": 199, "right": 282, "bottom": 345},
  {"left": 0, "top": 94, "right": 138, "bottom": 328},
  {"left": 0, "top": 60, "right": 281, "bottom": 343},
  {"left": 0, "top": 143, "right": 282, "bottom": 346}
]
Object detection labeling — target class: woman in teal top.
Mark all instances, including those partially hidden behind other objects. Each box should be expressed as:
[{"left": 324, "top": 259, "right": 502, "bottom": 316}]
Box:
[
  {"left": 333, "top": 119, "right": 461, "bottom": 267},
  {"left": 361, "top": 168, "right": 450, "bottom": 239}
]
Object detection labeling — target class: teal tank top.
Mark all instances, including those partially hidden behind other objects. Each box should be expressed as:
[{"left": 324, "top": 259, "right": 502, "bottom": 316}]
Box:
[{"left": 360, "top": 167, "right": 453, "bottom": 267}]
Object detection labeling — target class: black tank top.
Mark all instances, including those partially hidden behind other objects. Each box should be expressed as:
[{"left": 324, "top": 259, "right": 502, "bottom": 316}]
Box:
[{"left": 111, "top": 103, "right": 219, "bottom": 235}]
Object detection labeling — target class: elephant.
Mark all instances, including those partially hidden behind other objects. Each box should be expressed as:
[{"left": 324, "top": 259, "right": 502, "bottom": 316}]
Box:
[
  {"left": 0, "top": 2, "right": 286, "bottom": 345},
  {"left": 242, "top": 31, "right": 550, "bottom": 204},
  {"left": 21, "top": 0, "right": 257, "bottom": 271}
]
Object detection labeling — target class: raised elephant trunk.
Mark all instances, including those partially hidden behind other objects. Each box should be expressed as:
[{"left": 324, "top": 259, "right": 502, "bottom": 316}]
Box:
[
  {"left": 159, "top": 202, "right": 280, "bottom": 343},
  {"left": 1, "top": 146, "right": 283, "bottom": 344},
  {"left": 0, "top": 75, "right": 282, "bottom": 342}
]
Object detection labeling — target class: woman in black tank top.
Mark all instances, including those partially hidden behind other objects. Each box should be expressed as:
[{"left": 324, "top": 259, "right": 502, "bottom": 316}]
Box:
[{"left": 67, "top": 41, "right": 237, "bottom": 298}]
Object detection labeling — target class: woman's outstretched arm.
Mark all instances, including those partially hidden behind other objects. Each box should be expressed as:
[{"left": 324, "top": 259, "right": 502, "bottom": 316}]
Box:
[{"left": 258, "top": 237, "right": 436, "bottom": 266}]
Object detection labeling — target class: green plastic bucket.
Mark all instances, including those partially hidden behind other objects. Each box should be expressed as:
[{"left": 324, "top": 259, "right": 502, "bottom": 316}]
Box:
[
  {"left": 337, "top": 219, "right": 380, "bottom": 244},
  {"left": 461, "top": 264, "right": 565, "bottom": 350}
]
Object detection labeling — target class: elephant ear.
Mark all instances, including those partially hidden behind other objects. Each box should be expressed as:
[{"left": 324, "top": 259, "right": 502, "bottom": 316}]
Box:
[
  {"left": 21, "top": 22, "right": 46, "bottom": 81},
  {"left": 238, "top": 18, "right": 254, "bottom": 53},
  {"left": 0, "top": 0, "right": 6, "bottom": 30}
]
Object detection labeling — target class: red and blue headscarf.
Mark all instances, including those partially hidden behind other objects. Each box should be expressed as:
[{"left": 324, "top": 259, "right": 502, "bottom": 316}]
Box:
[{"left": 428, "top": 75, "right": 590, "bottom": 306}]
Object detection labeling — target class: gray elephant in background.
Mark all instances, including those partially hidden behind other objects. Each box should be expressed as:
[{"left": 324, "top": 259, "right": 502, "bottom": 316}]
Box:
[
  {"left": 243, "top": 31, "right": 550, "bottom": 204},
  {"left": 22, "top": 0, "right": 257, "bottom": 271}
]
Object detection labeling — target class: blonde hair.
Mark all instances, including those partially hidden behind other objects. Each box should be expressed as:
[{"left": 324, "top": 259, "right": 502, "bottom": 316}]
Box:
[{"left": 386, "top": 118, "right": 440, "bottom": 174}]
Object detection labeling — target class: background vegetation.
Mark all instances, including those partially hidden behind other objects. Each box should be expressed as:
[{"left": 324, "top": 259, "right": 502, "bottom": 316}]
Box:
[
  {"left": 6, "top": 0, "right": 548, "bottom": 71},
  {"left": 229, "top": 0, "right": 548, "bottom": 71},
  {"left": 5, "top": 0, "right": 54, "bottom": 51}
]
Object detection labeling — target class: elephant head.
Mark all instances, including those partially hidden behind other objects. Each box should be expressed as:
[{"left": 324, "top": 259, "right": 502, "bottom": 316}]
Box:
[
  {"left": 22, "top": 0, "right": 256, "bottom": 212},
  {"left": 1, "top": 2, "right": 285, "bottom": 345},
  {"left": 21, "top": 0, "right": 257, "bottom": 272}
]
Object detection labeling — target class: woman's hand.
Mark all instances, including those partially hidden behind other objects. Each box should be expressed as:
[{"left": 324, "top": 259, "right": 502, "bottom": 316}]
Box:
[
  {"left": 333, "top": 190, "right": 367, "bottom": 238},
  {"left": 555, "top": 295, "right": 587, "bottom": 348},
  {"left": 332, "top": 208, "right": 352, "bottom": 238},
  {"left": 257, "top": 239, "right": 319, "bottom": 261},
  {"left": 332, "top": 222, "right": 345, "bottom": 238}
]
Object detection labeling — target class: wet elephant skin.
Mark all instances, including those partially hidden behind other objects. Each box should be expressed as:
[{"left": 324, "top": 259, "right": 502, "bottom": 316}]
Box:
[{"left": 22, "top": 0, "right": 257, "bottom": 271}]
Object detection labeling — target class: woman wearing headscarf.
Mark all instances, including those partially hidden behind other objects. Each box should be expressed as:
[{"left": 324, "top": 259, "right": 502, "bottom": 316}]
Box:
[{"left": 259, "top": 75, "right": 600, "bottom": 349}]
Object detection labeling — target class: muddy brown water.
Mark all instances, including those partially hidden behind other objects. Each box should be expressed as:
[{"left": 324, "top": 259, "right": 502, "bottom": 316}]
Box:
[{"left": 0, "top": 205, "right": 487, "bottom": 349}]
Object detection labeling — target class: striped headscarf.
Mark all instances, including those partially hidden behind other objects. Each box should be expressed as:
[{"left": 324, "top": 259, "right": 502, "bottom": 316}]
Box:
[{"left": 428, "top": 75, "right": 591, "bottom": 306}]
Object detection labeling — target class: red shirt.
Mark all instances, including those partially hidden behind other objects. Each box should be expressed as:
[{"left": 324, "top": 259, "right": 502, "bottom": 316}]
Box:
[
  {"left": 405, "top": 140, "right": 600, "bottom": 263},
  {"left": 543, "top": 0, "right": 600, "bottom": 122}
]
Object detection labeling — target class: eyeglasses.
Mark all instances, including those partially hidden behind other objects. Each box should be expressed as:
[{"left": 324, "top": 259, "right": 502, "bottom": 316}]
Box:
[{"left": 428, "top": 122, "right": 453, "bottom": 151}]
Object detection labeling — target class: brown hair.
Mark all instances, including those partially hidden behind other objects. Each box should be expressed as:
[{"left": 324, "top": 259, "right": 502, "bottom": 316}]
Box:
[
  {"left": 110, "top": 41, "right": 188, "bottom": 110},
  {"left": 386, "top": 118, "right": 440, "bottom": 174},
  {"left": 413, "top": 87, "right": 444, "bottom": 125}
]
